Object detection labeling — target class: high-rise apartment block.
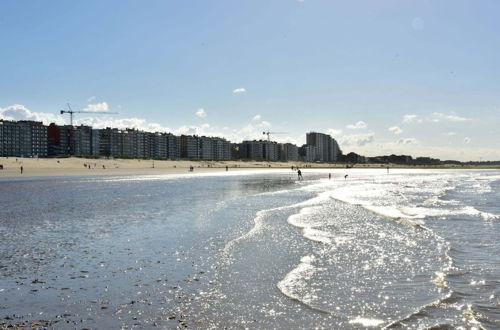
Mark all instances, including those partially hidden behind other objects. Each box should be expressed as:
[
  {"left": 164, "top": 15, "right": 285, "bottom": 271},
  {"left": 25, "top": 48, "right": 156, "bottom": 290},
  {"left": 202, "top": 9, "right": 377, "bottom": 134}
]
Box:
[
  {"left": 239, "top": 140, "right": 280, "bottom": 160},
  {"left": 305, "top": 132, "right": 342, "bottom": 162},
  {"left": 1, "top": 120, "right": 344, "bottom": 162},
  {"left": 280, "top": 143, "right": 299, "bottom": 161},
  {"left": 0, "top": 120, "right": 47, "bottom": 157}
]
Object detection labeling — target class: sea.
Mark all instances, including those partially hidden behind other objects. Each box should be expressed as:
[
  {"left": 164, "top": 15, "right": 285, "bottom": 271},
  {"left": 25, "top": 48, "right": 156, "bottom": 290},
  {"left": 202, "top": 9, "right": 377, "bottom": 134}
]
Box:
[{"left": 0, "top": 168, "right": 499, "bottom": 329}]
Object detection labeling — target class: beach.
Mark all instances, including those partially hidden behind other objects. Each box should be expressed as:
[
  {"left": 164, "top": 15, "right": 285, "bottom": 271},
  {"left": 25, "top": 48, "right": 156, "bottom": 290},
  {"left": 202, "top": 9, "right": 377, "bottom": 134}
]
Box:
[
  {"left": 0, "top": 157, "right": 307, "bottom": 178},
  {"left": 1, "top": 157, "right": 497, "bottom": 179},
  {"left": 1, "top": 169, "right": 499, "bottom": 328}
]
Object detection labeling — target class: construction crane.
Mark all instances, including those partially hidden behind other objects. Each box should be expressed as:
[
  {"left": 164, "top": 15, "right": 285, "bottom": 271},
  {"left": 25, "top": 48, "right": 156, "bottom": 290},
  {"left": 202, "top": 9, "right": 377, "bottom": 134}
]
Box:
[
  {"left": 262, "top": 131, "right": 288, "bottom": 142},
  {"left": 60, "top": 103, "right": 118, "bottom": 126}
]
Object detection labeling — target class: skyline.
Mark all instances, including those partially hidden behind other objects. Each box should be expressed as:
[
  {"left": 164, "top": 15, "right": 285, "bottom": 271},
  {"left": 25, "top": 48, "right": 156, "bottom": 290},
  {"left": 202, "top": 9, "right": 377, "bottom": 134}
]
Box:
[{"left": 1, "top": 1, "right": 500, "bottom": 161}]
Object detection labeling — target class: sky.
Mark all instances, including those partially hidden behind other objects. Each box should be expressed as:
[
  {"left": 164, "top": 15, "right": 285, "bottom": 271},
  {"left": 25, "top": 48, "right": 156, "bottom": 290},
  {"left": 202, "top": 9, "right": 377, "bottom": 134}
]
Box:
[{"left": 1, "top": 0, "right": 499, "bottom": 161}]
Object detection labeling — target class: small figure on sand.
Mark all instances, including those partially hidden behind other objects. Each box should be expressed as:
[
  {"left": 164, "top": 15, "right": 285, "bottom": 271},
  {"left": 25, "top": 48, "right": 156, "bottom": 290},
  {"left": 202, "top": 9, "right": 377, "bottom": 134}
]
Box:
[
  {"left": 329, "top": 173, "right": 331, "bottom": 180},
  {"left": 189, "top": 165, "right": 194, "bottom": 172},
  {"left": 20, "top": 166, "right": 23, "bottom": 174},
  {"left": 297, "top": 169, "right": 303, "bottom": 181},
  {"left": 344, "top": 174, "right": 348, "bottom": 180},
  {"left": 226, "top": 165, "right": 228, "bottom": 171}
]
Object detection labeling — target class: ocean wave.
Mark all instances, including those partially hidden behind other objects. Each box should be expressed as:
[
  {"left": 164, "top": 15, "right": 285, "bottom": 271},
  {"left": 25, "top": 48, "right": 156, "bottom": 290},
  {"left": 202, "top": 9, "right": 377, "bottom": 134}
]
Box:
[{"left": 276, "top": 255, "right": 318, "bottom": 305}]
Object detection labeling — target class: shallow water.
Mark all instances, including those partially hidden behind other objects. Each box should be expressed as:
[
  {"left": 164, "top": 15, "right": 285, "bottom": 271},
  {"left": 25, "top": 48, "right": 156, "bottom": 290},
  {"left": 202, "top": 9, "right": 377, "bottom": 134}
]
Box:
[{"left": 0, "top": 169, "right": 499, "bottom": 328}]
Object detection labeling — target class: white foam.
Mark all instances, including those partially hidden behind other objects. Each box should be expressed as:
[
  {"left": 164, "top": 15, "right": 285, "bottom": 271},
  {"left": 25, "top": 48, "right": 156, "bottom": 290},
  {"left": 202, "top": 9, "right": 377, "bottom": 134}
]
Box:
[
  {"left": 287, "top": 206, "right": 327, "bottom": 228},
  {"left": 460, "top": 206, "right": 499, "bottom": 220},
  {"left": 349, "top": 317, "right": 385, "bottom": 327},
  {"left": 302, "top": 228, "right": 332, "bottom": 244},
  {"left": 222, "top": 208, "right": 281, "bottom": 260},
  {"left": 277, "top": 255, "right": 318, "bottom": 304}
]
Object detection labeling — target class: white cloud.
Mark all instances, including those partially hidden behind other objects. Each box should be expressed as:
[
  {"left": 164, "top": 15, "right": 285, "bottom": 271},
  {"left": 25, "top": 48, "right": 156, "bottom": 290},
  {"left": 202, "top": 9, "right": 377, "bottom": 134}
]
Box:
[
  {"left": 84, "top": 102, "right": 109, "bottom": 112},
  {"left": 233, "top": 88, "right": 246, "bottom": 94},
  {"left": 388, "top": 126, "right": 403, "bottom": 134},
  {"left": 341, "top": 132, "right": 374, "bottom": 146},
  {"left": 195, "top": 108, "right": 207, "bottom": 118},
  {"left": 403, "top": 114, "right": 417, "bottom": 123},
  {"left": 77, "top": 117, "right": 171, "bottom": 133},
  {"left": 396, "top": 138, "right": 418, "bottom": 145},
  {"left": 464, "top": 137, "right": 471, "bottom": 144},
  {"left": 87, "top": 96, "right": 96, "bottom": 102},
  {"left": 431, "top": 112, "right": 470, "bottom": 122},
  {"left": 346, "top": 121, "right": 367, "bottom": 130},
  {"left": 326, "top": 129, "right": 342, "bottom": 137},
  {"left": 252, "top": 114, "right": 261, "bottom": 121},
  {"left": 0, "top": 104, "right": 65, "bottom": 125},
  {"left": 258, "top": 121, "right": 271, "bottom": 128}
]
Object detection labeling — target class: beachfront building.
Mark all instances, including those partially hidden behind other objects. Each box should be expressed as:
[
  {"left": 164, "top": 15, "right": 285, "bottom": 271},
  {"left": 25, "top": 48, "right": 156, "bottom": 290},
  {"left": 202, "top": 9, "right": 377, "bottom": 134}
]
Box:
[
  {"left": 0, "top": 120, "right": 48, "bottom": 157},
  {"left": 200, "top": 136, "right": 214, "bottom": 159},
  {"left": 0, "top": 119, "right": 47, "bottom": 157},
  {"left": 166, "top": 134, "right": 181, "bottom": 159},
  {"left": 48, "top": 123, "right": 68, "bottom": 156},
  {"left": 239, "top": 140, "right": 264, "bottom": 160},
  {"left": 230, "top": 143, "right": 240, "bottom": 159},
  {"left": 263, "top": 141, "right": 280, "bottom": 160},
  {"left": 299, "top": 145, "right": 318, "bottom": 162},
  {"left": 180, "top": 135, "right": 201, "bottom": 159},
  {"left": 91, "top": 129, "right": 100, "bottom": 156},
  {"left": 239, "top": 140, "right": 280, "bottom": 161},
  {"left": 1, "top": 119, "right": 346, "bottom": 163},
  {"left": 153, "top": 133, "right": 180, "bottom": 159},
  {"left": 48, "top": 124, "right": 94, "bottom": 156},
  {"left": 306, "top": 132, "right": 342, "bottom": 162},
  {"left": 73, "top": 125, "right": 93, "bottom": 156},
  {"left": 198, "top": 136, "right": 231, "bottom": 160},
  {"left": 279, "top": 143, "right": 299, "bottom": 161},
  {"left": 97, "top": 127, "right": 122, "bottom": 157},
  {"left": 213, "top": 137, "right": 231, "bottom": 160}
]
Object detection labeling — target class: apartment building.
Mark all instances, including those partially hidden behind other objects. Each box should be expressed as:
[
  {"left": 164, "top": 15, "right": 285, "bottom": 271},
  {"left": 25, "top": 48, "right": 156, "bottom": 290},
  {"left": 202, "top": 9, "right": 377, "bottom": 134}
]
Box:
[
  {"left": 280, "top": 143, "right": 299, "bottom": 161},
  {"left": 306, "top": 132, "right": 342, "bottom": 162},
  {"left": 0, "top": 120, "right": 47, "bottom": 157},
  {"left": 180, "top": 135, "right": 200, "bottom": 159}
]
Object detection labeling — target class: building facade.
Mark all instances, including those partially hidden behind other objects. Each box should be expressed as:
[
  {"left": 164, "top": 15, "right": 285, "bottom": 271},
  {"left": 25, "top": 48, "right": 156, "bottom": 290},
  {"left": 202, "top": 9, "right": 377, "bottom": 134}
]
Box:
[
  {"left": 1, "top": 120, "right": 347, "bottom": 163},
  {"left": 180, "top": 135, "right": 201, "bottom": 159},
  {"left": 0, "top": 120, "right": 47, "bottom": 157},
  {"left": 306, "top": 132, "right": 342, "bottom": 162},
  {"left": 279, "top": 143, "right": 299, "bottom": 161}
]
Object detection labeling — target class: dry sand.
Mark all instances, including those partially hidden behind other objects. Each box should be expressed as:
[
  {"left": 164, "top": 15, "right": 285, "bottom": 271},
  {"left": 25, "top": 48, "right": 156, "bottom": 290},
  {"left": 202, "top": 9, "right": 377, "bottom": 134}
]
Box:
[{"left": 0, "top": 157, "right": 332, "bottom": 178}]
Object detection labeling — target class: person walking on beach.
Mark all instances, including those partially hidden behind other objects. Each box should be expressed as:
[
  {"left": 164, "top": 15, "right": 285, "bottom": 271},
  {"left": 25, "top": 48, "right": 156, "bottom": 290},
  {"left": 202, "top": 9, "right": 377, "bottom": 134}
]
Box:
[
  {"left": 329, "top": 173, "right": 331, "bottom": 180},
  {"left": 226, "top": 165, "right": 228, "bottom": 171},
  {"left": 20, "top": 166, "right": 23, "bottom": 174},
  {"left": 344, "top": 174, "right": 348, "bottom": 180},
  {"left": 297, "top": 169, "right": 303, "bottom": 181}
]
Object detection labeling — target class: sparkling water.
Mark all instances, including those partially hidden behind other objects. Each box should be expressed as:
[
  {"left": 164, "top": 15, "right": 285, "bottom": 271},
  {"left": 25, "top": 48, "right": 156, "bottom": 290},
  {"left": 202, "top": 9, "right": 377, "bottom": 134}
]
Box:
[{"left": 0, "top": 169, "right": 499, "bottom": 328}]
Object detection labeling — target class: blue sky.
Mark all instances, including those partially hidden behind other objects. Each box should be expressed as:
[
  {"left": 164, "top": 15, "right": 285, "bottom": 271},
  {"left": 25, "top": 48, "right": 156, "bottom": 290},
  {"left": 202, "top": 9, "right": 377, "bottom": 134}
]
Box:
[{"left": 1, "top": 0, "right": 499, "bottom": 161}]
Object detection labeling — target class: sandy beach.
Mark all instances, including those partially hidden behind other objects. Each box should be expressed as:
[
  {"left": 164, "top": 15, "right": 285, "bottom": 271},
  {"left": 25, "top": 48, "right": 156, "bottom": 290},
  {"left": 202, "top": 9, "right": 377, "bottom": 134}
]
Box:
[
  {"left": 0, "top": 157, "right": 332, "bottom": 178},
  {"left": 1, "top": 157, "right": 497, "bottom": 179}
]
